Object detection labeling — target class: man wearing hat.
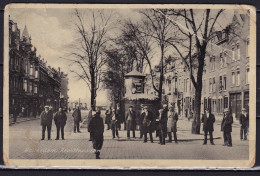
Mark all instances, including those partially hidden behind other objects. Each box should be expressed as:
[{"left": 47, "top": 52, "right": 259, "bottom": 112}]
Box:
[
  {"left": 239, "top": 108, "right": 249, "bottom": 140},
  {"left": 221, "top": 108, "right": 233, "bottom": 147},
  {"left": 141, "top": 106, "right": 154, "bottom": 143},
  {"left": 111, "top": 108, "right": 120, "bottom": 139},
  {"left": 54, "top": 107, "right": 67, "bottom": 140},
  {"left": 125, "top": 105, "right": 136, "bottom": 139},
  {"left": 40, "top": 106, "right": 53, "bottom": 140},
  {"left": 72, "top": 106, "right": 82, "bottom": 133},
  {"left": 201, "top": 108, "right": 215, "bottom": 145}
]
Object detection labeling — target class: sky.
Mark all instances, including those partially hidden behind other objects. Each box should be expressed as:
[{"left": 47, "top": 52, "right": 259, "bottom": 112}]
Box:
[{"left": 7, "top": 7, "right": 236, "bottom": 107}]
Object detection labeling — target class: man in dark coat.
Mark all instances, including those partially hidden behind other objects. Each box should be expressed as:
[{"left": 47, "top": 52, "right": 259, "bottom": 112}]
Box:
[
  {"left": 54, "top": 107, "right": 67, "bottom": 140},
  {"left": 201, "top": 108, "right": 215, "bottom": 145},
  {"left": 142, "top": 106, "right": 154, "bottom": 143},
  {"left": 72, "top": 106, "right": 82, "bottom": 133},
  {"left": 125, "top": 105, "right": 136, "bottom": 139},
  {"left": 221, "top": 108, "right": 233, "bottom": 147},
  {"left": 111, "top": 108, "right": 120, "bottom": 139},
  {"left": 88, "top": 110, "right": 104, "bottom": 159},
  {"left": 115, "top": 103, "right": 122, "bottom": 130},
  {"left": 40, "top": 106, "right": 53, "bottom": 140},
  {"left": 105, "top": 106, "right": 112, "bottom": 130},
  {"left": 157, "top": 108, "right": 168, "bottom": 145},
  {"left": 239, "top": 108, "right": 249, "bottom": 140}
]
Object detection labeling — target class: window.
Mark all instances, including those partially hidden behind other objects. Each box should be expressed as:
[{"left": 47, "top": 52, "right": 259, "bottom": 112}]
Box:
[
  {"left": 232, "top": 46, "right": 235, "bottom": 61},
  {"left": 213, "top": 78, "right": 216, "bottom": 92},
  {"left": 30, "top": 64, "right": 33, "bottom": 76},
  {"left": 35, "top": 70, "right": 39, "bottom": 78},
  {"left": 220, "top": 53, "right": 223, "bottom": 68},
  {"left": 219, "top": 76, "right": 223, "bottom": 91},
  {"left": 210, "top": 56, "right": 215, "bottom": 71},
  {"left": 223, "top": 51, "right": 227, "bottom": 67},
  {"left": 246, "top": 68, "right": 249, "bottom": 84},
  {"left": 34, "top": 85, "right": 38, "bottom": 94},
  {"left": 246, "top": 39, "right": 250, "bottom": 58},
  {"left": 29, "top": 82, "right": 32, "bottom": 93},
  {"left": 25, "top": 61, "right": 28, "bottom": 74},
  {"left": 209, "top": 78, "right": 212, "bottom": 93},
  {"left": 237, "top": 71, "right": 240, "bottom": 86},
  {"left": 23, "top": 79, "right": 27, "bottom": 92},
  {"left": 232, "top": 72, "right": 235, "bottom": 85},
  {"left": 236, "top": 43, "right": 240, "bottom": 60},
  {"left": 223, "top": 76, "right": 227, "bottom": 90}
]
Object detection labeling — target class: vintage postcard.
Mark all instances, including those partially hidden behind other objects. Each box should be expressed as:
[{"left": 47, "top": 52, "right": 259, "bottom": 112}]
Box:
[{"left": 3, "top": 4, "right": 256, "bottom": 168}]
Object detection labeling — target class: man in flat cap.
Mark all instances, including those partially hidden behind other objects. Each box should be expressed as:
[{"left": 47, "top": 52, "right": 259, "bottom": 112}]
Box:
[
  {"left": 221, "top": 108, "right": 233, "bottom": 147},
  {"left": 141, "top": 106, "right": 154, "bottom": 143},
  {"left": 201, "top": 108, "right": 215, "bottom": 145},
  {"left": 40, "top": 106, "right": 53, "bottom": 140},
  {"left": 239, "top": 108, "right": 249, "bottom": 140},
  {"left": 125, "top": 105, "right": 136, "bottom": 139}
]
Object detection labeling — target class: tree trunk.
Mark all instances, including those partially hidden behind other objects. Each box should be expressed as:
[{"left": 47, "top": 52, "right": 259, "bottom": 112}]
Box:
[
  {"left": 91, "top": 72, "right": 96, "bottom": 111},
  {"left": 158, "top": 45, "right": 164, "bottom": 103},
  {"left": 191, "top": 50, "right": 205, "bottom": 134}
]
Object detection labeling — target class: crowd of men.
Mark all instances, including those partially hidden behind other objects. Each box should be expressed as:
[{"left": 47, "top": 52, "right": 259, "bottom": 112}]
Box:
[{"left": 39, "top": 103, "right": 249, "bottom": 159}]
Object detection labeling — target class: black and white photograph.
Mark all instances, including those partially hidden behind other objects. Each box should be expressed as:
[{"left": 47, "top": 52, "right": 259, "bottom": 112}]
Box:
[{"left": 3, "top": 4, "right": 256, "bottom": 168}]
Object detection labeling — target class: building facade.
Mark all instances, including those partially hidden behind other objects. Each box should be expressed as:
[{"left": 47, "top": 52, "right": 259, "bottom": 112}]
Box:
[
  {"left": 9, "top": 18, "right": 68, "bottom": 118},
  {"left": 145, "top": 10, "right": 250, "bottom": 119}
]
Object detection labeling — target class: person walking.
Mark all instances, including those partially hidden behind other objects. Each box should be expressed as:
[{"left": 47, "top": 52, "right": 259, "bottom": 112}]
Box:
[
  {"left": 105, "top": 106, "right": 112, "bottom": 130},
  {"left": 221, "top": 108, "right": 233, "bottom": 147},
  {"left": 40, "top": 106, "right": 53, "bottom": 140},
  {"left": 88, "top": 110, "right": 104, "bottom": 159},
  {"left": 167, "top": 106, "right": 178, "bottom": 143},
  {"left": 111, "top": 108, "right": 120, "bottom": 139},
  {"left": 158, "top": 108, "right": 168, "bottom": 145},
  {"left": 201, "top": 108, "right": 215, "bottom": 145},
  {"left": 125, "top": 105, "right": 136, "bottom": 139},
  {"left": 54, "top": 107, "right": 67, "bottom": 140},
  {"left": 116, "top": 103, "right": 122, "bottom": 131},
  {"left": 142, "top": 106, "right": 154, "bottom": 143},
  {"left": 72, "top": 106, "right": 82, "bottom": 133},
  {"left": 239, "top": 108, "right": 249, "bottom": 140}
]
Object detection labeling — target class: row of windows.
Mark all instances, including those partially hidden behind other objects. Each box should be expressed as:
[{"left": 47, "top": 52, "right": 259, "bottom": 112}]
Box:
[{"left": 208, "top": 39, "right": 250, "bottom": 72}]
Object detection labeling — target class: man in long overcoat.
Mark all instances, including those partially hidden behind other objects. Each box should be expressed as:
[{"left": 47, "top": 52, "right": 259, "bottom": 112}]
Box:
[
  {"left": 142, "top": 106, "right": 154, "bottom": 143},
  {"left": 158, "top": 108, "right": 168, "bottom": 145},
  {"left": 54, "top": 107, "right": 67, "bottom": 140},
  {"left": 167, "top": 106, "right": 178, "bottom": 143},
  {"left": 125, "top": 105, "right": 136, "bottom": 139},
  {"left": 201, "top": 108, "right": 215, "bottom": 145},
  {"left": 221, "top": 108, "right": 233, "bottom": 147},
  {"left": 72, "top": 106, "right": 82, "bottom": 133},
  {"left": 239, "top": 108, "right": 249, "bottom": 140},
  {"left": 105, "top": 106, "right": 112, "bottom": 130},
  {"left": 111, "top": 108, "right": 120, "bottom": 139},
  {"left": 40, "top": 106, "right": 53, "bottom": 140},
  {"left": 88, "top": 110, "right": 104, "bottom": 159}
]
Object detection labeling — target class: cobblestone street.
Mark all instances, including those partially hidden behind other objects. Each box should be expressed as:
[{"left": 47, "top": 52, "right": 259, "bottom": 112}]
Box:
[{"left": 9, "top": 110, "right": 249, "bottom": 160}]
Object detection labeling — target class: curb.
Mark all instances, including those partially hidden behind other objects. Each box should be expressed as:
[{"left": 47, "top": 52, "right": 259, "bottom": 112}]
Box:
[{"left": 9, "top": 117, "right": 40, "bottom": 126}]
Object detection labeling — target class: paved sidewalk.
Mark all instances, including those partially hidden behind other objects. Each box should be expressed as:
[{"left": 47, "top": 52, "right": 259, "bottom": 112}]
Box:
[{"left": 9, "top": 116, "right": 40, "bottom": 125}]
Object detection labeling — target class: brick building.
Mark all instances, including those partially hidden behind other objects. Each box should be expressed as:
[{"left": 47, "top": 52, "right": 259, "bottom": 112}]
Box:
[
  {"left": 9, "top": 18, "right": 68, "bottom": 119},
  {"left": 145, "top": 10, "right": 250, "bottom": 119}
]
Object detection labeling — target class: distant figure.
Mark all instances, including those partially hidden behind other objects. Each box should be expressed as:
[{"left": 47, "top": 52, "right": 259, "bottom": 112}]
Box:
[
  {"left": 72, "top": 106, "right": 82, "bottom": 133},
  {"left": 158, "top": 108, "right": 168, "bottom": 145},
  {"left": 54, "top": 107, "right": 67, "bottom": 140},
  {"left": 201, "top": 108, "right": 215, "bottom": 145},
  {"left": 12, "top": 106, "right": 18, "bottom": 123},
  {"left": 188, "top": 111, "right": 193, "bottom": 121},
  {"left": 87, "top": 107, "right": 94, "bottom": 141},
  {"left": 125, "top": 105, "right": 136, "bottom": 139},
  {"left": 221, "top": 108, "right": 233, "bottom": 147},
  {"left": 88, "top": 110, "right": 104, "bottom": 159},
  {"left": 40, "top": 106, "right": 53, "bottom": 140},
  {"left": 139, "top": 106, "right": 145, "bottom": 139},
  {"left": 239, "top": 108, "right": 249, "bottom": 140},
  {"left": 141, "top": 106, "right": 154, "bottom": 143},
  {"left": 116, "top": 103, "right": 122, "bottom": 130},
  {"left": 167, "top": 106, "right": 178, "bottom": 143},
  {"left": 111, "top": 108, "right": 120, "bottom": 139},
  {"left": 105, "top": 106, "right": 112, "bottom": 130}
]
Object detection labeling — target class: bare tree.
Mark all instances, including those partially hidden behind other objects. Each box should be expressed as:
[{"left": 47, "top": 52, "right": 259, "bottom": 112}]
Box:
[
  {"left": 139, "top": 9, "right": 178, "bottom": 103},
  {"left": 65, "top": 9, "right": 115, "bottom": 110},
  {"left": 158, "top": 9, "right": 224, "bottom": 134}
]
